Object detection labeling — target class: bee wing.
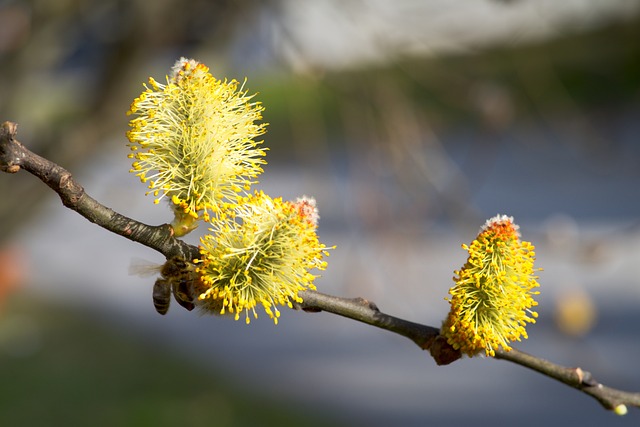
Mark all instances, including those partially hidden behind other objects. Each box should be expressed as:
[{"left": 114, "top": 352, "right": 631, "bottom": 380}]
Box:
[{"left": 128, "top": 258, "right": 163, "bottom": 277}]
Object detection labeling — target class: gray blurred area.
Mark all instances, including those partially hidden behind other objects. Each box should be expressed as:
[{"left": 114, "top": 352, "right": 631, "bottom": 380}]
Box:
[{"left": 1, "top": 1, "right": 640, "bottom": 426}]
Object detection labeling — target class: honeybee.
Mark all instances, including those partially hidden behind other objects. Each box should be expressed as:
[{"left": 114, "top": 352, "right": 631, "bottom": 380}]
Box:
[{"left": 130, "top": 256, "right": 200, "bottom": 315}]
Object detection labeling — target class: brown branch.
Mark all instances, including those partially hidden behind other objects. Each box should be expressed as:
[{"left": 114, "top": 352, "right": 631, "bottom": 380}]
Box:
[
  {"left": 495, "top": 348, "right": 640, "bottom": 414},
  {"left": 1, "top": 120, "right": 637, "bottom": 415},
  {"left": 0, "top": 121, "right": 198, "bottom": 261},
  {"left": 296, "top": 290, "right": 441, "bottom": 348}
]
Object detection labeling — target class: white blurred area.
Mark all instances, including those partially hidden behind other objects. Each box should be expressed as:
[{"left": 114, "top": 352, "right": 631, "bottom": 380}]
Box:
[
  {"left": 3, "top": 0, "right": 640, "bottom": 426},
  {"left": 275, "top": 0, "right": 640, "bottom": 72}
]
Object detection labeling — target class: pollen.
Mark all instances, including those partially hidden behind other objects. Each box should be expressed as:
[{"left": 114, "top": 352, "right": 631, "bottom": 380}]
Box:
[
  {"left": 126, "top": 57, "right": 267, "bottom": 234},
  {"left": 440, "top": 214, "right": 541, "bottom": 357},
  {"left": 195, "top": 191, "right": 332, "bottom": 324}
]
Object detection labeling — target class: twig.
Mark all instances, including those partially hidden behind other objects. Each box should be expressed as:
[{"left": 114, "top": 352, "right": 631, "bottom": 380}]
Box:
[
  {"left": 296, "top": 290, "right": 441, "bottom": 348},
  {"left": 1, "top": 120, "right": 638, "bottom": 415},
  {"left": 495, "top": 348, "right": 640, "bottom": 413},
  {"left": 0, "top": 122, "right": 198, "bottom": 261}
]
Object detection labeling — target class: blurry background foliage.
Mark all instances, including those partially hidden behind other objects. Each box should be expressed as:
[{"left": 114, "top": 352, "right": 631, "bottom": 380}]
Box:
[
  {"left": 1, "top": 0, "right": 639, "bottom": 425},
  {"left": 0, "top": 0, "right": 638, "bottom": 236},
  {"left": 0, "top": 296, "right": 340, "bottom": 427}
]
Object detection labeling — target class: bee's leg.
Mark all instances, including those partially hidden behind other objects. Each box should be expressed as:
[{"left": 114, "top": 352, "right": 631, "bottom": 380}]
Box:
[
  {"left": 153, "top": 278, "right": 171, "bottom": 315},
  {"left": 172, "top": 280, "right": 195, "bottom": 311}
]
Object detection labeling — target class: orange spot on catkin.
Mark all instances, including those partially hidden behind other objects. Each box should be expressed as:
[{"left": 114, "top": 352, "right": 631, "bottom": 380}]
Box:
[{"left": 441, "top": 215, "right": 540, "bottom": 357}]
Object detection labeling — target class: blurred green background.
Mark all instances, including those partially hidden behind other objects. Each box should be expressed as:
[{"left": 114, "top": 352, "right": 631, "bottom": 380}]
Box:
[{"left": 0, "top": 295, "right": 340, "bottom": 427}]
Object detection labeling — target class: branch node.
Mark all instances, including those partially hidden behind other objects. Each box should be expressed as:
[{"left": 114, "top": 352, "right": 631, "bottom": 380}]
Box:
[
  {"left": 3, "top": 164, "right": 20, "bottom": 173},
  {"left": 354, "top": 297, "right": 379, "bottom": 311},
  {"left": 1, "top": 121, "right": 18, "bottom": 137},
  {"left": 0, "top": 121, "right": 23, "bottom": 173},
  {"left": 583, "top": 373, "right": 599, "bottom": 388},
  {"left": 572, "top": 367, "right": 598, "bottom": 387},
  {"left": 429, "top": 335, "right": 462, "bottom": 365}
]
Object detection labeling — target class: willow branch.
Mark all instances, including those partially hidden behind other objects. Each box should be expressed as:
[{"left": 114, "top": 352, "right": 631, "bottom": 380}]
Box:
[
  {"left": 1, "top": 121, "right": 638, "bottom": 415},
  {"left": 0, "top": 122, "right": 198, "bottom": 261},
  {"left": 495, "top": 348, "right": 640, "bottom": 412},
  {"left": 296, "top": 290, "right": 441, "bottom": 349}
]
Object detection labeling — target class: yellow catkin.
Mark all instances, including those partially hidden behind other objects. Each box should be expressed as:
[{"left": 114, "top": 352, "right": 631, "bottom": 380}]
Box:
[
  {"left": 126, "top": 57, "right": 267, "bottom": 235},
  {"left": 441, "top": 215, "right": 540, "bottom": 357},
  {"left": 195, "top": 191, "right": 332, "bottom": 324}
]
